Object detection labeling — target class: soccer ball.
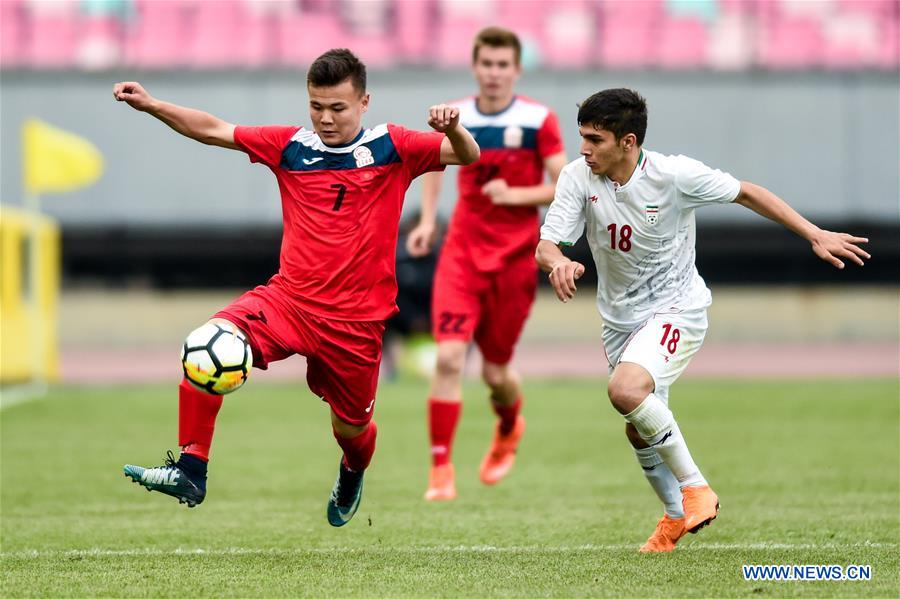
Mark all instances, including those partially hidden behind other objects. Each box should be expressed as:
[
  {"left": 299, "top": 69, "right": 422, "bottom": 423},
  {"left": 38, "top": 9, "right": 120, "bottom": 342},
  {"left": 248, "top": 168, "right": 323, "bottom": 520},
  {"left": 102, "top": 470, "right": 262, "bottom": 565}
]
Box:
[{"left": 181, "top": 322, "right": 253, "bottom": 395}]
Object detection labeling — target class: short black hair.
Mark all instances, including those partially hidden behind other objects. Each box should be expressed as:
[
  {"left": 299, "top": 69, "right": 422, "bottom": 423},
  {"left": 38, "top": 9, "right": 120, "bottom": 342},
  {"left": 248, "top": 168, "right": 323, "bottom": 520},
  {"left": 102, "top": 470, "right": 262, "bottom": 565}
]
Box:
[
  {"left": 577, "top": 88, "right": 648, "bottom": 145},
  {"left": 307, "top": 48, "right": 367, "bottom": 95}
]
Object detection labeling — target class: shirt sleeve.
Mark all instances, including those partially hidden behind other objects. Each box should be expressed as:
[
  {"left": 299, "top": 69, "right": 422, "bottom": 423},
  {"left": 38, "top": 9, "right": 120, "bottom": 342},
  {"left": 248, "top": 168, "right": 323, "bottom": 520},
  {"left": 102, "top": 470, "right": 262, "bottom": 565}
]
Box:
[
  {"left": 673, "top": 155, "right": 741, "bottom": 210},
  {"left": 233, "top": 125, "right": 300, "bottom": 169},
  {"left": 388, "top": 123, "right": 446, "bottom": 179},
  {"left": 540, "top": 163, "right": 585, "bottom": 246},
  {"left": 536, "top": 110, "right": 565, "bottom": 160}
]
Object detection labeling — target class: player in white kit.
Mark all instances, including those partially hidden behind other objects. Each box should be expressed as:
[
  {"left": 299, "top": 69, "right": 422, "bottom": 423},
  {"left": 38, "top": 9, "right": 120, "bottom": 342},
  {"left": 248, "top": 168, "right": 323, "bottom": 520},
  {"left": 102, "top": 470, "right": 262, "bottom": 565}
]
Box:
[{"left": 536, "top": 89, "right": 870, "bottom": 553}]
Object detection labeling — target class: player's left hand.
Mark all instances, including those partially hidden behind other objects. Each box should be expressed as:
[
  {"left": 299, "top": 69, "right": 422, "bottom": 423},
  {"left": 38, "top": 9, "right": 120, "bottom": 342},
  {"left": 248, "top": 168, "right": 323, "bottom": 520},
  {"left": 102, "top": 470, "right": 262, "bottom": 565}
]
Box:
[
  {"left": 428, "top": 104, "right": 460, "bottom": 133},
  {"left": 482, "top": 179, "right": 518, "bottom": 205},
  {"left": 810, "top": 229, "right": 870, "bottom": 269}
]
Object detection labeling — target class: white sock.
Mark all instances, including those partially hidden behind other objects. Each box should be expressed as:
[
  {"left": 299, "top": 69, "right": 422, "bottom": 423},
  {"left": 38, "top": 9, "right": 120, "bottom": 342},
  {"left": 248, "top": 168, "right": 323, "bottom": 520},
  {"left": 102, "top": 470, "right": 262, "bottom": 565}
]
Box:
[
  {"left": 625, "top": 393, "right": 707, "bottom": 488},
  {"left": 634, "top": 447, "right": 684, "bottom": 517}
]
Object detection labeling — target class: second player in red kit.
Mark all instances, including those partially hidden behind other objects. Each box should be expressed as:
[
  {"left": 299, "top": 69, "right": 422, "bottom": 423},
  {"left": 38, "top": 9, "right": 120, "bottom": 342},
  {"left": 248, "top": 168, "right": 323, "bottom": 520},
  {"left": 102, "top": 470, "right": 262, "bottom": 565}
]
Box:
[
  {"left": 406, "top": 28, "right": 567, "bottom": 500},
  {"left": 115, "top": 49, "right": 479, "bottom": 526}
]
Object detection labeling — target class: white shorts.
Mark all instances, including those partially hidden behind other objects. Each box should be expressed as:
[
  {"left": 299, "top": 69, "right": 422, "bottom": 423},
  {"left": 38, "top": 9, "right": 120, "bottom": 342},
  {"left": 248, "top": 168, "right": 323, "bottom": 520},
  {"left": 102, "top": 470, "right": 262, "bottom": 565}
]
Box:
[{"left": 602, "top": 307, "right": 708, "bottom": 403}]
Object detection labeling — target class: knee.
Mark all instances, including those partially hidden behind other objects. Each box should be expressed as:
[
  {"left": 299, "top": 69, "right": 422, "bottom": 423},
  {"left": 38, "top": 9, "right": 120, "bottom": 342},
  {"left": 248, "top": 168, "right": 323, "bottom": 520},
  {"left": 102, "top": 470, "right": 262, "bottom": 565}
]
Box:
[
  {"left": 607, "top": 375, "right": 652, "bottom": 414},
  {"left": 435, "top": 343, "right": 466, "bottom": 379},
  {"left": 331, "top": 413, "right": 368, "bottom": 439},
  {"left": 481, "top": 362, "right": 510, "bottom": 389}
]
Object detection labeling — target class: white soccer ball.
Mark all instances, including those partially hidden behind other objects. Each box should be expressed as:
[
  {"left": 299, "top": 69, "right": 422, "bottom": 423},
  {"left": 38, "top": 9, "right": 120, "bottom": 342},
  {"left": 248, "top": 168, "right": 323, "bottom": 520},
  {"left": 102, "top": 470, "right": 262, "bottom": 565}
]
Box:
[{"left": 181, "top": 322, "right": 253, "bottom": 395}]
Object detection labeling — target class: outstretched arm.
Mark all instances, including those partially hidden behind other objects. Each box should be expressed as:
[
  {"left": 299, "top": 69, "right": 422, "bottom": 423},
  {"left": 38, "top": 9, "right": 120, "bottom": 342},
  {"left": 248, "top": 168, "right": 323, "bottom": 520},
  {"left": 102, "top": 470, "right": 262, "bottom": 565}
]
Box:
[
  {"left": 536, "top": 239, "right": 585, "bottom": 303},
  {"left": 406, "top": 171, "right": 444, "bottom": 257},
  {"left": 483, "top": 151, "right": 568, "bottom": 207},
  {"left": 428, "top": 104, "right": 480, "bottom": 165},
  {"left": 113, "top": 81, "right": 238, "bottom": 150},
  {"left": 734, "top": 182, "right": 870, "bottom": 269}
]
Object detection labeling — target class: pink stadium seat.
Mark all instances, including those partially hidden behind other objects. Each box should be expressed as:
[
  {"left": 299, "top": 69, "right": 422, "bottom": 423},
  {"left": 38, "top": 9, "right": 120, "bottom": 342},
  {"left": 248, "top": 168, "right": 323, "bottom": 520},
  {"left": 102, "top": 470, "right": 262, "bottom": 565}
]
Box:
[
  {"left": 541, "top": 1, "right": 595, "bottom": 68},
  {"left": 186, "top": 0, "right": 245, "bottom": 67},
  {"left": 707, "top": 11, "right": 755, "bottom": 70},
  {"left": 350, "top": 35, "right": 394, "bottom": 69},
  {"left": 276, "top": 11, "right": 348, "bottom": 67},
  {"left": 598, "top": 16, "right": 654, "bottom": 68},
  {"left": 655, "top": 17, "right": 708, "bottom": 69},
  {"left": 601, "top": 0, "right": 664, "bottom": 21},
  {"left": 127, "top": 0, "right": 191, "bottom": 69},
  {"left": 821, "top": 11, "right": 880, "bottom": 69},
  {"left": 874, "top": 17, "right": 899, "bottom": 69},
  {"left": 26, "top": 1, "right": 79, "bottom": 68},
  {"left": 436, "top": 0, "right": 494, "bottom": 67},
  {"left": 0, "top": 0, "right": 27, "bottom": 68},
  {"left": 395, "top": 0, "right": 432, "bottom": 64},
  {"left": 757, "top": 16, "right": 824, "bottom": 69},
  {"left": 77, "top": 15, "right": 123, "bottom": 70}
]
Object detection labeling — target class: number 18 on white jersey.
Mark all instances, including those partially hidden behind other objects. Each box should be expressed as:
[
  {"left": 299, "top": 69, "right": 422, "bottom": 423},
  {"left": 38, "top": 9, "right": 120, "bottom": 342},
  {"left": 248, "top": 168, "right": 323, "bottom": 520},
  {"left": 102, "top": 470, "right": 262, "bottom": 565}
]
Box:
[{"left": 540, "top": 150, "right": 741, "bottom": 332}]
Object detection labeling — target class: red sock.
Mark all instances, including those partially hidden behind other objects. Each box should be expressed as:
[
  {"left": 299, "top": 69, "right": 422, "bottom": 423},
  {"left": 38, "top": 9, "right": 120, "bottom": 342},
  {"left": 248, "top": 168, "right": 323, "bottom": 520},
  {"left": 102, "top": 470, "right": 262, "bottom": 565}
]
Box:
[
  {"left": 428, "top": 398, "right": 461, "bottom": 467},
  {"left": 178, "top": 378, "right": 223, "bottom": 462},
  {"left": 492, "top": 396, "right": 522, "bottom": 436},
  {"left": 334, "top": 421, "right": 378, "bottom": 472}
]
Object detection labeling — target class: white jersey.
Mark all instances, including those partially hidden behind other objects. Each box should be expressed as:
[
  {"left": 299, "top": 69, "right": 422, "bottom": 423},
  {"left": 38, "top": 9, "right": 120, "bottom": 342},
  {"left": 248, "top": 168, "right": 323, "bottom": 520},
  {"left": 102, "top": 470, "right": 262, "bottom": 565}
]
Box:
[{"left": 540, "top": 150, "right": 741, "bottom": 331}]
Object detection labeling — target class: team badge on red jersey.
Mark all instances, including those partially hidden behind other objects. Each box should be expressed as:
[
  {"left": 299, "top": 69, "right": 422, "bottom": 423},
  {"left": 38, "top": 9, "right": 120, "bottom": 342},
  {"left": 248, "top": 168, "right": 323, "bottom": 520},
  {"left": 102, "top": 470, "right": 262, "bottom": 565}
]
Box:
[
  {"left": 353, "top": 145, "right": 374, "bottom": 168},
  {"left": 503, "top": 125, "right": 523, "bottom": 148}
]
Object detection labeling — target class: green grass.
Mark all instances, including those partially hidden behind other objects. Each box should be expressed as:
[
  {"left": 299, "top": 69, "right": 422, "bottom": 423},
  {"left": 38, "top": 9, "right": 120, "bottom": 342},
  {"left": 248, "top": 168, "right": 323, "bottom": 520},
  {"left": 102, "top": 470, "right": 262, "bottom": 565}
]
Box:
[{"left": 2, "top": 378, "right": 898, "bottom": 597}]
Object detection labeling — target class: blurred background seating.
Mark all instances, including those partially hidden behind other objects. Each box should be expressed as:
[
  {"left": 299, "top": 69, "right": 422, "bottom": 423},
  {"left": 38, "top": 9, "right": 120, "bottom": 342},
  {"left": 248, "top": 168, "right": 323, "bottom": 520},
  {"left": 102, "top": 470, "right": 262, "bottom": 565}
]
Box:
[{"left": 2, "top": 0, "right": 897, "bottom": 71}]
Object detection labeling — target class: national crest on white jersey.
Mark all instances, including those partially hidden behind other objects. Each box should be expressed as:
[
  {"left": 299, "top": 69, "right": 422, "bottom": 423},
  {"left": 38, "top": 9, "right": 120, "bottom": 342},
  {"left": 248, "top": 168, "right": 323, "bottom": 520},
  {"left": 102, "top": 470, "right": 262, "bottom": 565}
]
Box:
[{"left": 645, "top": 204, "right": 659, "bottom": 226}]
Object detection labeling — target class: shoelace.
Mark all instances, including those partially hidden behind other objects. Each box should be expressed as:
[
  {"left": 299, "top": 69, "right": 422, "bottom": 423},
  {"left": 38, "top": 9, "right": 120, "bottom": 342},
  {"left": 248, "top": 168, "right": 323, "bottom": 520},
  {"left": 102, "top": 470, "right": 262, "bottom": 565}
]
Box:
[
  {"left": 164, "top": 450, "right": 179, "bottom": 469},
  {"left": 332, "top": 468, "right": 361, "bottom": 507}
]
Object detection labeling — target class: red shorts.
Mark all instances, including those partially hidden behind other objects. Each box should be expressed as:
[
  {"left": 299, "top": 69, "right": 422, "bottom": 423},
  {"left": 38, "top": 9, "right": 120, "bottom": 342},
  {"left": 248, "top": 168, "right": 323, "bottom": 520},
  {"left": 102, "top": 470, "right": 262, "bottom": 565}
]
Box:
[
  {"left": 432, "top": 248, "right": 537, "bottom": 365},
  {"left": 214, "top": 282, "right": 384, "bottom": 426}
]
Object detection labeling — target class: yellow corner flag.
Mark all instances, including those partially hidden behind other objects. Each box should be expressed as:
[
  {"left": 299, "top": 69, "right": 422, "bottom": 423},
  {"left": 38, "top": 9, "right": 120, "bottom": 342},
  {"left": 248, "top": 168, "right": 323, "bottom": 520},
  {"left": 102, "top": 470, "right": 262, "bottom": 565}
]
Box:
[{"left": 22, "top": 118, "right": 104, "bottom": 195}]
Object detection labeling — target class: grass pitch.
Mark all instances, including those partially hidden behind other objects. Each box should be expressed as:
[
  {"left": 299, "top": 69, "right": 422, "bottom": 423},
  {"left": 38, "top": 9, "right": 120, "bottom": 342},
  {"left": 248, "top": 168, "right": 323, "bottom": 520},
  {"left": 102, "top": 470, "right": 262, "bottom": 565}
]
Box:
[{"left": 2, "top": 378, "right": 898, "bottom": 597}]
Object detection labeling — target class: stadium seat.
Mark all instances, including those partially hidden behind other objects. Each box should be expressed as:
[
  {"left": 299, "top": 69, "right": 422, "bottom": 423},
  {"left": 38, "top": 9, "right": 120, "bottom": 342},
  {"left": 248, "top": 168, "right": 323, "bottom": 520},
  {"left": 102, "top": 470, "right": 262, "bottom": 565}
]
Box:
[
  {"left": 706, "top": 11, "right": 755, "bottom": 71},
  {"left": 395, "top": 0, "right": 432, "bottom": 64},
  {"left": 541, "top": 2, "right": 595, "bottom": 69},
  {"left": 598, "top": 16, "right": 654, "bottom": 69},
  {"left": 127, "top": 0, "right": 191, "bottom": 68},
  {"left": 0, "top": 0, "right": 26, "bottom": 68},
  {"left": 655, "top": 17, "right": 708, "bottom": 69},
  {"left": 25, "top": 0, "right": 78, "bottom": 68},
  {"left": 436, "top": 0, "right": 494, "bottom": 67},
  {"left": 276, "top": 11, "right": 348, "bottom": 67},
  {"left": 757, "top": 15, "right": 825, "bottom": 69},
  {"left": 77, "top": 15, "right": 123, "bottom": 70},
  {"left": 821, "top": 11, "right": 880, "bottom": 69}
]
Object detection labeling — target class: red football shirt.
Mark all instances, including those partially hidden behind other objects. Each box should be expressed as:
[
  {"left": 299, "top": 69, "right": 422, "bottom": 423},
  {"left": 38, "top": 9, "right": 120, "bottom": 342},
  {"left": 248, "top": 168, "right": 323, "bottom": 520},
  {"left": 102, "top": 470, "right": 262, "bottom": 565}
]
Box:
[
  {"left": 234, "top": 123, "right": 445, "bottom": 321},
  {"left": 445, "top": 95, "right": 564, "bottom": 272}
]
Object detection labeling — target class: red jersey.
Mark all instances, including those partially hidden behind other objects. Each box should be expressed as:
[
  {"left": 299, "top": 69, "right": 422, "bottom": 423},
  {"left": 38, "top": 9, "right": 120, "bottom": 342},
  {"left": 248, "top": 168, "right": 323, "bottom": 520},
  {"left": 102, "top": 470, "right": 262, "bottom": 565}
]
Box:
[
  {"left": 445, "top": 95, "right": 564, "bottom": 272},
  {"left": 234, "top": 123, "right": 445, "bottom": 321}
]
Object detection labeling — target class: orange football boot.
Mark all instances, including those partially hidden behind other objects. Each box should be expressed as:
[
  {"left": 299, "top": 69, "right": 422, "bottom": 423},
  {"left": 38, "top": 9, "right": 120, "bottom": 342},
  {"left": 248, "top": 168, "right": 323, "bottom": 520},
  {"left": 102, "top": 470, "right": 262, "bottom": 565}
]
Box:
[
  {"left": 479, "top": 415, "right": 526, "bottom": 485},
  {"left": 682, "top": 485, "right": 719, "bottom": 533},
  {"left": 639, "top": 515, "right": 687, "bottom": 553},
  {"left": 424, "top": 463, "right": 457, "bottom": 501}
]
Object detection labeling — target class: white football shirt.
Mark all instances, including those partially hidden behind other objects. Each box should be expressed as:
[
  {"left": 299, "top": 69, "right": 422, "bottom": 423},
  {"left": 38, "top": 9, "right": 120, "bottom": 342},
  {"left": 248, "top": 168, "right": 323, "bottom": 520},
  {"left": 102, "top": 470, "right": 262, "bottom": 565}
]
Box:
[{"left": 540, "top": 150, "right": 741, "bottom": 331}]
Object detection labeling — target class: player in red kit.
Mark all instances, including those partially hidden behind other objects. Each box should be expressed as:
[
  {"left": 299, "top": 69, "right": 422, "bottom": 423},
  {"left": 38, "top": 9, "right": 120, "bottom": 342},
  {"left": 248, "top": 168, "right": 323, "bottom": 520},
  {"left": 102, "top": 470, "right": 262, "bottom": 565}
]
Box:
[
  {"left": 114, "top": 49, "right": 479, "bottom": 526},
  {"left": 406, "top": 28, "right": 567, "bottom": 500}
]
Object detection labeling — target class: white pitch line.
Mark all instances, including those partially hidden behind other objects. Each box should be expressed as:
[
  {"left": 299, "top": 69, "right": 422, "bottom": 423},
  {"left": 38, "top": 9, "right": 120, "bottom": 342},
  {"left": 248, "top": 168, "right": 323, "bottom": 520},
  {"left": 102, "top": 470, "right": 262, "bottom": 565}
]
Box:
[{"left": 2, "top": 542, "right": 894, "bottom": 559}]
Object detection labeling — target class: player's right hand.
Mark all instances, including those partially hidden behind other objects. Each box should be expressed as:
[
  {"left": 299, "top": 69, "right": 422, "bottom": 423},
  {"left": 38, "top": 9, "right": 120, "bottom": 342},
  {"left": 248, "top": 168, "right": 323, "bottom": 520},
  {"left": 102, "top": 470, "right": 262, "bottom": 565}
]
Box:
[
  {"left": 113, "top": 81, "right": 154, "bottom": 112},
  {"left": 549, "top": 260, "right": 585, "bottom": 303},
  {"left": 406, "top": 221, "right": 436, "bottom": 257},
  {"left": 428, "top": 104, "right": 460, "bottom": 133}
]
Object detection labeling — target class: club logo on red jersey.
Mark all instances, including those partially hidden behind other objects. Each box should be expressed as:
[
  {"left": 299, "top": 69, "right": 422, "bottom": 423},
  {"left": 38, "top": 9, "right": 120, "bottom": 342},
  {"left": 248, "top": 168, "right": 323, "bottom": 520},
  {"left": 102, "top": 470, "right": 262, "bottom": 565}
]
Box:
[
  {"left": 503, "top": 126, "right": 523, "bottom": 149},
  {"left": 645, "top": 204, "right": 659, "bottom": 226},
  {"left": 353, "top": 145, "right": 374, "bottom": 168}
]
